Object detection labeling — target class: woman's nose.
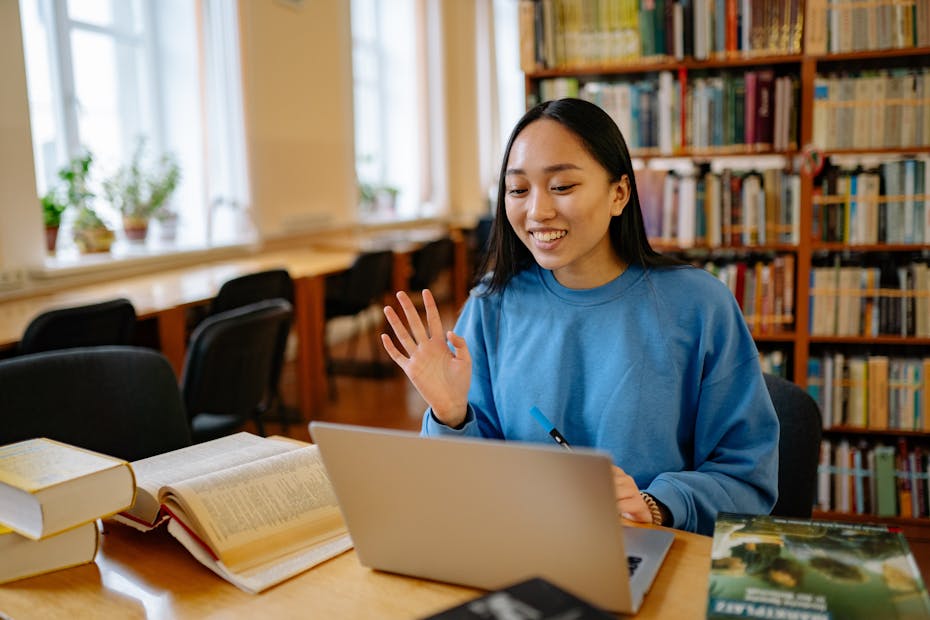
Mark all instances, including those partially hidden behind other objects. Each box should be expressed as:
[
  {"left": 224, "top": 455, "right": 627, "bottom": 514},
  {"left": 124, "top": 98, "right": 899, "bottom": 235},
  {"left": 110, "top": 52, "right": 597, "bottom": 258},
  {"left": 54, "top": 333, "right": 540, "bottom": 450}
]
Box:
[{"left": 526, "top": 188, "right": 555, "bottom": 221}]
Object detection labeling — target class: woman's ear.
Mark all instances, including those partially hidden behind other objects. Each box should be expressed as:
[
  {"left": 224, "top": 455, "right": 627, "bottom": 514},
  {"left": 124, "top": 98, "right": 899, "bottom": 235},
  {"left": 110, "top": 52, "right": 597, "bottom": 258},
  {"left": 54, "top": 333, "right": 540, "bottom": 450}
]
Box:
[{"left": 611, "top": 175, "right": 631, "bottom": 217}]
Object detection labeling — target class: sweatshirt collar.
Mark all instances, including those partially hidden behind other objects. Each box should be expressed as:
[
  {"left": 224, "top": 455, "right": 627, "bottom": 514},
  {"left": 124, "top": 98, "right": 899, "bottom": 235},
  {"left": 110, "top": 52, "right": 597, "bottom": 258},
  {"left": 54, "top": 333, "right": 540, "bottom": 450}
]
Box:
[{"left": 535, "top": 263, "right": 645, "bottom": 305}]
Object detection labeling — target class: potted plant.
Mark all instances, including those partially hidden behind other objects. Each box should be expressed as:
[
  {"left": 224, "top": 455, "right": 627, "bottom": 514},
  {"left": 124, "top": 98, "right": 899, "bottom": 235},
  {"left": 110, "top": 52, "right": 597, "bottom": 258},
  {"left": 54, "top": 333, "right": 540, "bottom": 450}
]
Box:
[
  {"left": 72, "top": 205, "right": 115, "bottom": 253},
  {"left": 58, "top": 151, "right": 114, "bottom": 253},
  {"left": 40, "top": 187, "right": 67, "bottom": 254},
  {"left": 103, "top": 139, "right": 181, "bottom": 243}
]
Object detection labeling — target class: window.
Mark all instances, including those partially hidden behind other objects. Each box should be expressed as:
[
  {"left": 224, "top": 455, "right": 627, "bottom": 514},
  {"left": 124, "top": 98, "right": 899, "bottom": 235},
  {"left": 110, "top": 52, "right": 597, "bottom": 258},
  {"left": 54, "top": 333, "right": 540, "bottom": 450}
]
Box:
[
  {"left": 19, "top": 0, "right": 251, "bottom": 259},
  {"left": 350, "top": 0, "right": 425, "bottom": 220}
]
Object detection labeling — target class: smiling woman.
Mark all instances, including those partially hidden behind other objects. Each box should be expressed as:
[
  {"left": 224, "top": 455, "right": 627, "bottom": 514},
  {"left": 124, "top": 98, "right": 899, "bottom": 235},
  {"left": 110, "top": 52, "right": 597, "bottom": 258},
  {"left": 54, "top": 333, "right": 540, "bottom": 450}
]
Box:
[{"left": 380, "top": 98, "right": 781, "bottom": 537}]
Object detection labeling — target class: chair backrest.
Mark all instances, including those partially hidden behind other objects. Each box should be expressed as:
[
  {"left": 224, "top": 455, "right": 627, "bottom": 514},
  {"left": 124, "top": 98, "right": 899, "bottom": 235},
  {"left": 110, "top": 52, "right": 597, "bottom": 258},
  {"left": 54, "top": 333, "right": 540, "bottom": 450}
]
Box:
[
  {"left": 19, "top": 298, "right": 137, "bottom": 355},
  {"left": 325, "top": 250, "right": 394, "bottom": 317},
  {"left": 181, "top": 299, "right": 293, "bottom": 425},
  {"left": 763, "top": 373, "right": 823, "bottom": 518},
  {"left": 208, "top": 269, "right": 294, "bottom": 315},
  {"left": 0, "top": 346, "right": 192, "bottom": 460},
  {"left": 408, "top": 237, "right": 454, "bottom": 291}
]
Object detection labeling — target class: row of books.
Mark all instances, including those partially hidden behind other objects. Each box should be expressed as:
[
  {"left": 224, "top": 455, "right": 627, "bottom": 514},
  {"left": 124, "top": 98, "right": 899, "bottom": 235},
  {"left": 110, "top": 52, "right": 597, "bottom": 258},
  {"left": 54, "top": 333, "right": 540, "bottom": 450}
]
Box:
[
  {"left": 759, "top": 349, "right": 788, "bottom": 377},
  {"left": 812, "top": 69, "right": 930, "bottom": 151},
  {"left": 540, "top": 69, "right": 798, "bottom": 154},
  {"left": 807, "top": 354, "right": 930, "bottom": 430},
  {"left": 813, "top": 158, "right": 930, "bottom": 245},
  {"left": 636, "top": 167, "right": 801, "bottom": 248},
  {"left": 807, "top": 0, "right": 930, "bottom": 55},
  {"left": 518, "top": 0, "right": 803, "bottom": 72},
  {"left": 816, "top": 438, "right": 930, "bottom": 519},
  {"left": 703, "top": 255, "right": 796, "bottom": 333},
  {"left": 808, "top": 258, "right": 930, "bottom": 337}
]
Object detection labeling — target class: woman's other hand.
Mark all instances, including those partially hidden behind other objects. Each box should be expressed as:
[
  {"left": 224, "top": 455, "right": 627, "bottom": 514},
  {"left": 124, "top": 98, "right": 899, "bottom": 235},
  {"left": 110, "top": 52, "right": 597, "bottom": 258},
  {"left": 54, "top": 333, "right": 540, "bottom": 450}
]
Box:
[
  {"left": 612, "top": 465, "right": 653, "bottom": 524},
  {"left": 381, "top": 289, "right": 472, "bottom": 427}
]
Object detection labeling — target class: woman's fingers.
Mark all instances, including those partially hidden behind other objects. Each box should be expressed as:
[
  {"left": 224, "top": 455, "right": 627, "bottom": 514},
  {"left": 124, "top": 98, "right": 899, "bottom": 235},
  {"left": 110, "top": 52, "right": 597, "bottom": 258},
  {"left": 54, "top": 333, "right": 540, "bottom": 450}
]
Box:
[
  {"left": 422, "top": 289, "right": 445, "bottom": 341},
  {"left": 382, "top": 305, "right": 417, "bottom": 358},
  {"left": 396, "top": 291, "right": 430, "bottom": 345}
]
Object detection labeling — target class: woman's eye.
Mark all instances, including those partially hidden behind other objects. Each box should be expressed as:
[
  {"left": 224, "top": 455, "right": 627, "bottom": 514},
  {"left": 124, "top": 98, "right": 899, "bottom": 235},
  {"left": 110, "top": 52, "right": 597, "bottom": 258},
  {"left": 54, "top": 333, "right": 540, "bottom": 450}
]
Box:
[
  {"left": 551, "top": 184, "right": 576, "bottom": 192},
  {"left": 507, "top": 188, "right": 527, "bottom": 196}
]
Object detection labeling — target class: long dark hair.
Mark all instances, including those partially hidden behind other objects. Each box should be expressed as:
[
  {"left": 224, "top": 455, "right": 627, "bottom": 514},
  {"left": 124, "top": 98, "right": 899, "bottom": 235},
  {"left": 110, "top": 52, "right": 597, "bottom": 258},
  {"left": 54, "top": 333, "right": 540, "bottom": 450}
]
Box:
[{"left": 476, "top": 98, "right": 681, "bottom": 294}]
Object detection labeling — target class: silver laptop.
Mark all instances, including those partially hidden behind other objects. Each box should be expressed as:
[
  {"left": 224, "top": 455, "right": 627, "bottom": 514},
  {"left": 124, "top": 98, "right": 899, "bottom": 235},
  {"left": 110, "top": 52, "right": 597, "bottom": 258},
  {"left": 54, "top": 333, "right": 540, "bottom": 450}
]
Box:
[{"left": 309, "top": 421, "right": 674, "bottom": 614}]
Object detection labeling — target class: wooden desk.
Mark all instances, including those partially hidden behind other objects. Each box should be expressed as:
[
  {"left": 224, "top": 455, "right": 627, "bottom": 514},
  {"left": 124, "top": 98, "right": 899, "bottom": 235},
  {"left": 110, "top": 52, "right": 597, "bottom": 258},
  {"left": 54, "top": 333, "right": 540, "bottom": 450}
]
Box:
[
  {"left": 0, "top": 522, "right": 711, "bottom": 619},
  {"left": 0, "top": 248, "right": 357, "bottom": 419}
]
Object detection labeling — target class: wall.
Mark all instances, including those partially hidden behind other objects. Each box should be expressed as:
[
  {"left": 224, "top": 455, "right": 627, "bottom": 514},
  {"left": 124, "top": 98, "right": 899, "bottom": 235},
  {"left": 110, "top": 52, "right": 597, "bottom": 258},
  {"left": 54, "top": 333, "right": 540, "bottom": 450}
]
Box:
[
  {"left": 238, "top": 0, "right": 357, "bottom": 237},
  {"left": 0, "top": 1, "right": 44, "bottom": 278}
]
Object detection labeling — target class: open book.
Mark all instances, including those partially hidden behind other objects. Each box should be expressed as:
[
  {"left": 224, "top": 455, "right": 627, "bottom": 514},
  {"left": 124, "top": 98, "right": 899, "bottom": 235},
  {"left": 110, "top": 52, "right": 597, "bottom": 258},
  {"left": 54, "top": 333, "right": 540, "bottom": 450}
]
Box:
[{"left": 113, "top": 433, "right": 352, "bottom": 593}]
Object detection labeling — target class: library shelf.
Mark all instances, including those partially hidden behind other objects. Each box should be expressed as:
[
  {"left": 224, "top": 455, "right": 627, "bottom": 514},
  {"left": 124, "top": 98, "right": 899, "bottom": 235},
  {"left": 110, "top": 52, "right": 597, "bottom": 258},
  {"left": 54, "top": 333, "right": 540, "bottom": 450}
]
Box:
[
  {"left": 824, "top": 426, "right": 930, "bottom": 439},
  {"left": 520, "top": 0, "right": 930, "bottom": 539}
]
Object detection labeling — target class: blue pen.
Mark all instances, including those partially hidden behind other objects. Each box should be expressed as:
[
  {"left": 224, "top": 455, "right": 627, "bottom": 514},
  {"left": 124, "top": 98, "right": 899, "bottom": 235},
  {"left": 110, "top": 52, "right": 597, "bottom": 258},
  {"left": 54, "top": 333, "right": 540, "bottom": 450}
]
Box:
[{"left": 529, "top": 406, "right": 572, "bottom": 451}]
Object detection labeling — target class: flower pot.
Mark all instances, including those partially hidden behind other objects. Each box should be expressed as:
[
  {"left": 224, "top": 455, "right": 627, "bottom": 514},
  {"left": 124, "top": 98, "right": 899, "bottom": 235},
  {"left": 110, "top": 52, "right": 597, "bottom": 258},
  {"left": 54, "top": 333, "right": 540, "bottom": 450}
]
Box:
[
  {"left": 123, "top": 216, "right": 149, "bottom": 243},
  {"left": 73, "top": 227, "right": 115, "bottom": 254},
  {"left": 45, "top": 226, "right": 60, "bottom": 254},
  {"left": 157, "top": 213, "right": 179, "bottom": 243}
]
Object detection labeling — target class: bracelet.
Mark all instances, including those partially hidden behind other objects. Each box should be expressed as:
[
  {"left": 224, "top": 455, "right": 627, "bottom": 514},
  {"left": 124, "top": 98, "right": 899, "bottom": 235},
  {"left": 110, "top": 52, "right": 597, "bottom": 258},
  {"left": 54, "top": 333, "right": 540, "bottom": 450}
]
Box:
[{"left": 639, "top": 492, "right": 664, "bottom": 526}]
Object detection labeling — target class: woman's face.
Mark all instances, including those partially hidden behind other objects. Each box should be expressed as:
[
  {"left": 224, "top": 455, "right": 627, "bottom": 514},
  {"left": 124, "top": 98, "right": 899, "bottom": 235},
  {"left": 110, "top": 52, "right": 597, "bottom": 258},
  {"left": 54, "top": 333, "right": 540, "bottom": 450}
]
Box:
[{"left": 504, "top": 118, "right": 630, "bottom": 289}]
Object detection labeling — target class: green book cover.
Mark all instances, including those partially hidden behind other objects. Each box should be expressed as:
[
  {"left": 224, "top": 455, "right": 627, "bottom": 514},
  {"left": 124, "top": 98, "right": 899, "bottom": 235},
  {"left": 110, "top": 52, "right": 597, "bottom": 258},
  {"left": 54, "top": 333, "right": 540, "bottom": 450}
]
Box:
[
  {"left": 875, "top": 444, "right": 899, "bottom": 517},
  {"left": 707, "top": 513, "right": 930, "bottom": 619}
]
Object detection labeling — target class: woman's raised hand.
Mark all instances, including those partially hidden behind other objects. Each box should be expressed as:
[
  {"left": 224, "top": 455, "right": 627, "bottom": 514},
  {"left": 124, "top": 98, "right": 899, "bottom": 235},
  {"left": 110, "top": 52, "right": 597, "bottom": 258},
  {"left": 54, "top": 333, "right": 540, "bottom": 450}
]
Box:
[{"left": 381, "top": 289, "right": 472, "bottom": 428}]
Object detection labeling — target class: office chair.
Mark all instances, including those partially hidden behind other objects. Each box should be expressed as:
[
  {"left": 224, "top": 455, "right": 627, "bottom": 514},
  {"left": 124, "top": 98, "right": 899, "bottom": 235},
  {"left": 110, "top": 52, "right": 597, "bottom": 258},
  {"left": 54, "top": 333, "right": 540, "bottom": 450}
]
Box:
[
  {"left": 0, "top": 346, "right": 192, "bottom": 461},
  {"left": 408, "top": 237, "right": 454, "bottom": 292},
  {"left": 324, "top": 250, "right": 394, "bottom": 396},
  {"left": 206, "top": 269, "right": 295, "bottom": 431},
  {"left": 19, "top": 297, "right": 136, "bottom": 354},
  {"left": 763, "top": 373, "right": 823, "bottom": 518},
  {"left": 181, "top": 299, "right": 293, "bottom": 442}
]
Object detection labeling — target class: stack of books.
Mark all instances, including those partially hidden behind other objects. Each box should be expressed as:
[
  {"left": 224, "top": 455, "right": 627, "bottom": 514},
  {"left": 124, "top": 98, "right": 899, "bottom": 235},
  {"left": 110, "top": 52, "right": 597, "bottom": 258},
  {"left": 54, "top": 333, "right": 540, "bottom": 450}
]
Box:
[{"left": 0, "top": 438, "right": 135, "bottom": 584}]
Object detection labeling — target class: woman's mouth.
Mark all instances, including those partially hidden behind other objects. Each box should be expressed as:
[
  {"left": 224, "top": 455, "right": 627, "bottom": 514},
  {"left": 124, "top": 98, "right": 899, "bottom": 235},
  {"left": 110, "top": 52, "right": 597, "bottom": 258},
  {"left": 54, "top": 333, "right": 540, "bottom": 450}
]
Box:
[{"left": 531, "top": 230, "right": 566, "bottom": 242}]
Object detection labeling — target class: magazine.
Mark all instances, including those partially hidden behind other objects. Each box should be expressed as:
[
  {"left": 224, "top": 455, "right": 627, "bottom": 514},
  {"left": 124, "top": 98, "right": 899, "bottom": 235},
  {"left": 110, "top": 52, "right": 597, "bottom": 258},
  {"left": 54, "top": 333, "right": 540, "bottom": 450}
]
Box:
[{"left": 707, "top": 513, "right": 930, "bottom": 620}]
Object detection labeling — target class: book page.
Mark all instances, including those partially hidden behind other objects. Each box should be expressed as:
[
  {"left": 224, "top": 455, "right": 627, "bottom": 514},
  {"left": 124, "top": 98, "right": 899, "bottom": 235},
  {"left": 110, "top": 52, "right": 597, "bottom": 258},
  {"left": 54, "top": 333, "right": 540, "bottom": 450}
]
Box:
[
  {"left": 166, "top": 518, "right": 352, "bottom": 594},
  {"left": 123, "top": 433, "right": 298, "bottom": 525},
  {"left": 0, "top": 438, "right": 124, "bottom": 492},
  {"left": 160, "top": 445, "right": 348, "bottom": 572}
]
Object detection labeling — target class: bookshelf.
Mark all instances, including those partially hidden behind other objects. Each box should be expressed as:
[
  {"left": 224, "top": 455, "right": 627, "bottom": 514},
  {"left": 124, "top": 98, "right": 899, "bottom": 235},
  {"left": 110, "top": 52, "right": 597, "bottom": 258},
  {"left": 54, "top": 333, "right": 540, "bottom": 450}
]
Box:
[{"left": 518, "top": 0, "right": 930, "bottom": 563}]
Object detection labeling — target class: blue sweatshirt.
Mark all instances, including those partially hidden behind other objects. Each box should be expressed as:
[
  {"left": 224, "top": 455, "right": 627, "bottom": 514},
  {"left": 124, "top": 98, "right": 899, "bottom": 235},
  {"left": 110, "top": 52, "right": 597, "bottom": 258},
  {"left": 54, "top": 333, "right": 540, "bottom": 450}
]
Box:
[{"left": 422, "top": 262, "right": 779, "bottom": 536}]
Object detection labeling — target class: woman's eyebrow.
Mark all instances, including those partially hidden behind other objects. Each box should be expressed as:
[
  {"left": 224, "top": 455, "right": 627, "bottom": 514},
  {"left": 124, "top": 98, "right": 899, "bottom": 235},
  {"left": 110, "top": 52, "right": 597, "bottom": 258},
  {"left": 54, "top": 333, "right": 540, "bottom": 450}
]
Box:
[{"left": 505, "top": 163, "right": 583, "bottom": 176}]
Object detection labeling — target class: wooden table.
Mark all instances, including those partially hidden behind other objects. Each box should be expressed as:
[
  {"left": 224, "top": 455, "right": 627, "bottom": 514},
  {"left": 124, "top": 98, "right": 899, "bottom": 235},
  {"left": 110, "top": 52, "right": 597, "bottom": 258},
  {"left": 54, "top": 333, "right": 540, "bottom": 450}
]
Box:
[
  {"left": 0, "top": 521, "right": 712, "bottom": 619},
  {"left": 0, "top": 248, "right": 357, "bottom": 419}
]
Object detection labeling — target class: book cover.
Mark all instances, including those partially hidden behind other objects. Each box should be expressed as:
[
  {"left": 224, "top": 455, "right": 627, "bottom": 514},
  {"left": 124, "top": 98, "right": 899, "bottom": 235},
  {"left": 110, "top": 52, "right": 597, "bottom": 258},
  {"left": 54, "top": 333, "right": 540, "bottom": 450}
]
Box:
[
  {"left": 423, "top": 576, "right": 614, "bottom": 619},
  {"left": 707, "top": 513, "right": 930, "bottom": 620},
  {"left": 0, "top": 438, "right": 135, "bottom": 540}
]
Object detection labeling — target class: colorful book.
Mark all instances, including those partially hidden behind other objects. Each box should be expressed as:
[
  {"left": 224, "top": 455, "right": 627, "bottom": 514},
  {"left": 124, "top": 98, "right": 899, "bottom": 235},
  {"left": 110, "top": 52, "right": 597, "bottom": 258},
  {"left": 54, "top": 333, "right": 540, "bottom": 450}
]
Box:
[{"left": 707, "top": 513, "right": 930, "bottom": 619}]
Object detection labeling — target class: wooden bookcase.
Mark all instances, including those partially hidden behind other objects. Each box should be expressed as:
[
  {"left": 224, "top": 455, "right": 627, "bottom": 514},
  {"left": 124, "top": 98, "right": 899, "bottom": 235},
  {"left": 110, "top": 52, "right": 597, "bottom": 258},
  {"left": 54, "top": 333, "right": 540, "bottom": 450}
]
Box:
[{"left": 518, "top": 0, "right": 930, "bottom": 568}]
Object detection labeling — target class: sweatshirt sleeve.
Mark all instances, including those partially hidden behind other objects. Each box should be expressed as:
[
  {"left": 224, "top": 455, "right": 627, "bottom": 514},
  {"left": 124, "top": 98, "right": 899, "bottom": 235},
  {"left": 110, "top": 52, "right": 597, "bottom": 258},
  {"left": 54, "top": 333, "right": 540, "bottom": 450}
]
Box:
[{"left": 646, "top": 356, "right": 780, "bottom": 536}]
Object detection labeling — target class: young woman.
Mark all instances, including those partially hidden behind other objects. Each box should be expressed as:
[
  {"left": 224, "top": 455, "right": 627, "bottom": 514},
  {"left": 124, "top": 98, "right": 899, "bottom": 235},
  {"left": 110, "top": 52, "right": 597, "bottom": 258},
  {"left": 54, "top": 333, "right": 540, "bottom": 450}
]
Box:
[{"left": 381, "top": 98, "right": 778, "bottom": 536}]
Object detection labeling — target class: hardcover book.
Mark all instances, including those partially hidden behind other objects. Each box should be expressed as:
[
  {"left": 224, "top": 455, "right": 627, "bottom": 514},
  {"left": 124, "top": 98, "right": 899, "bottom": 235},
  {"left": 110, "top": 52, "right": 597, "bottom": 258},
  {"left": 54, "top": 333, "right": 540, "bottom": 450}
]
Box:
[
  {"left": 707, "top": 513, "right": 930, "bottom": 620},
  {"left": 0, "top": 438, "right": 135, "bottom": 540},
  {"left": 0, "top": 521, "right": 98, "bottom": 584}
]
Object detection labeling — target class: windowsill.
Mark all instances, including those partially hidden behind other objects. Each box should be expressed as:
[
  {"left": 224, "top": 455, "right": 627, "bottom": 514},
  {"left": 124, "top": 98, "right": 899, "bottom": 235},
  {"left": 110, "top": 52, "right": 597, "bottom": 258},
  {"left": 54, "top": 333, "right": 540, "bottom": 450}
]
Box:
[{"left": 33, "top": 240, "right": 256, "bottom": 281}]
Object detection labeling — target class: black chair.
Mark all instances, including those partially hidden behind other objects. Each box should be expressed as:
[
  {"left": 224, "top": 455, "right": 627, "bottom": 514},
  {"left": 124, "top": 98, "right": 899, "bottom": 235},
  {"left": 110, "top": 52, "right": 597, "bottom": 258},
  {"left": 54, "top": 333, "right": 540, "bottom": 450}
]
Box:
[
  {"left": 324, "top": 250, "right": 394, "bottom": 395},
  {"left": 19, "top": 298, "right": 136, "bottom": 354},
  {"left": 0, "top": 346, "right": 192, "bottom": 461},
  {"left": 181, "top": 299, "right": 293, "bottom": 442},
  {"left": 764, "top": 373, "right": 823, "bottom": 518},
  {"left": 408, "top": 237, "right": 454, "bottom": 292},
  {"left": 206, "top": 269, "right": 295, "bottom": 431}
]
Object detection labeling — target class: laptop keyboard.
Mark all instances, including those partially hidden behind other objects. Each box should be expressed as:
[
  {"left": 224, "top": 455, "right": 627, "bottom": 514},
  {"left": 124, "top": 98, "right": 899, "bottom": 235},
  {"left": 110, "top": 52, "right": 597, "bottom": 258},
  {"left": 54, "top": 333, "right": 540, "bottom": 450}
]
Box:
[{"left": 627, "top": 555, "right": 642, "bottom": 576}]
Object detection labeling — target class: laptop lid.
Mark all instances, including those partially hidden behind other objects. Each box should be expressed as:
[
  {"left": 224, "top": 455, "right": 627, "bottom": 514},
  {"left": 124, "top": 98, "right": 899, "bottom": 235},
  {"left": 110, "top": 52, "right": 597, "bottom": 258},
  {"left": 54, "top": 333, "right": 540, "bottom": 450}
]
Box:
[{"left": 309, "top": 421, "right": 673, "bottom": 613}]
